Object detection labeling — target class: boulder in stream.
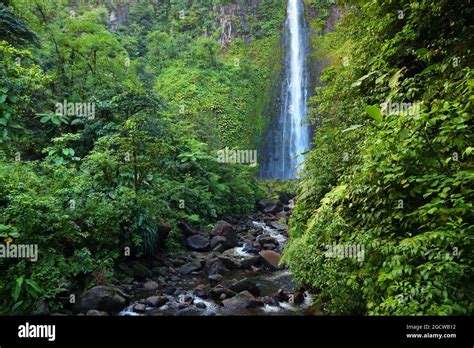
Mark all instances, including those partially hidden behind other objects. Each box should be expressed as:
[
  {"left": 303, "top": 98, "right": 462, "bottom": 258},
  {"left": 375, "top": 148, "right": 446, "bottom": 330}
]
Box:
[
  {"left": 221, "top": 291, "right": 264, "bottom": 312},
  {"left": 229, "top": 278, "right": 260, "bottom": 296},
  {"left": 146, "top": 295, "right": 168, "bottom": 307},
  {"left": 257, "top": 235, "right": 279, "bottom": 247},
  {"left": 292, "top": 287, "right": 306, "bottom": 305},
  {"left": 259, "top": 250, "right": 281, "bottom": 270},
  {"left": 143, "top": 280, "right": 159, "bottom": 291},
  {"left": 193, "top": 284, "right": 210, "bottom": 298},
  {"left": 133, "top": 303, "right": 146, "bottom": 313},
  {"left": 210, "top": 235, "right": 232, "bottom": 251},
  {"left": 239, "top": 255, "right": 261, "bottom": 269},
  {"left": 204, "top": 257, "right": 230, "bottom": 276},
  {"left": 208, "top": 274, "right": 224, "bottom": 286},
  {"left": 186, "top": 235, "right": 210, "bottom": 251},
  {"left": 78, "top": 286, "right": 127, "bottom": 314},
  {"left": 217, "top": 254, "right": 241, "bottom": 269},
  {"left": 180, "top": 261, "right": 202, "bottom": 275},
  {"left": 211, "top": 221, "right": 238, "bottom": 248},
  {"left": 209, "top": 285, "right": 236, "bottom": 300},
  {"left": 242, "top": 242, "right": 261, "bottom": 254},
  {"left": 257, "top": 199, "right": 283, "bottom": 214}
]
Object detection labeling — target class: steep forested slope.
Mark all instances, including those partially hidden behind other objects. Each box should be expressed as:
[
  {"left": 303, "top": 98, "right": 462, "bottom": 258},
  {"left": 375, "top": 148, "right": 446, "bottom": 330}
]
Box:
[
  {"left": 284, "top": 0, "right": 473, "bottom": 315},
  {"left": 0, "top": 0, "right": 283, "bottom": 314}
]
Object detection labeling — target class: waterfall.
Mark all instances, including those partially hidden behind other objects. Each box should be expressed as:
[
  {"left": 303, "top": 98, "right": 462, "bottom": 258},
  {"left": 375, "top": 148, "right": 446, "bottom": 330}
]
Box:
[{"left": 260, "top": 0, "right": 310, "bottom": 179}]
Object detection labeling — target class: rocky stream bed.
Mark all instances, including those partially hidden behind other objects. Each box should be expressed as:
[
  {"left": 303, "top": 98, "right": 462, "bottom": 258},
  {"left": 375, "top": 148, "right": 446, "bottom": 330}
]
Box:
[{"left": 58, "top": 196, "right": 318, "bottom": 316}]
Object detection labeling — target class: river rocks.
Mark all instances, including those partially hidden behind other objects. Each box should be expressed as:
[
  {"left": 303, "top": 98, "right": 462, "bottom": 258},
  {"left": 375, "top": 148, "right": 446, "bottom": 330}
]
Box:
[
  {"left": 152, "top": 266, "right": 168, "bottom": 277},
  {"left": 146, "top": 295, "right": 168, "bottom": 307},
  {"left": 211, "top": 221, "right": 238, "bottom": 248},
  {"left": 193, "top": 284, "right": 210, "bottom": 298},
  {"left": 117, "top": 263, "right": 133, "bottom": 277},
  {"left": 211, "top": 220, "right": 233, "bottom": 236},
  {"left": 209, "top": 285, "right": 236, "bottom": 300},
  {"left": 216, "top": 249, "right": 261, "bottom": 270},
  {"left": 258, "top": 235, "right": 279, "bottom": 251},
  {"left": 259, "top": 250, "right": 281, "bottom": 270},
  {"left": 239, "top": 255, "right": 260, "bottom": 269},
  {"left": 171, "top": 258, "right": 187, "bottom": 267},
  {"left": 195, "top": 302, "right": 207, "bottom": 309},
  {"left": 210, "top": 235, "right": 229, "bottom": 251},
  {"left": 122, "top": 276, "right": 134, "bottom": 285},
  {"left": 229, "top": 278, "right": 260, "bottom": 296},
  {"left": 276, "top": 191, "right": 293, "bottom": 205},
  {"left": 178, "top": 221, "right": 200, "bottom": 236},
  {"left": 86, "top": 309, "right": 108, "bottom": 316},
  {"left": 263, "top": 296, "right": 278, "bottom": 306},
  {"left": 258, "top": 235, "right": 279, "bottom": 247},
  {"left": 178, "top": 306, "right": 205, "bottom": 316},
  {"left": 189, "top": 252, "right": 207, "bottom": 263},
  {"left": 186, "top": 235, "right": 210, "bottom": 251},
  {"left": 276, "top": 210, "right": 289, "bottom": 219},
  {"left": 217, "top": 254, "right": 241, "bottom": 269},
  {"left": 208, "top": 274, "right": 224, "bottom": 286},
  {"left": 292, "top": 288, "right": 306, "bottom": 305},
  {"left": 107, "top": 196, "right": 302, "bottom": 316},
  {"left": 180, "top": 261, "right": 202, "bottom": 275},
  {"left": 143, "top": 280, "right": 159, "bottom": 292},
  {"left": 221, "top": 291, "right": 264, "bottom": 312},
  {"left": 257, "top": 199, "right": 283, "bottom": 214},
  {"left": 133, "top": 303, "right": 147, "bottom": 313},
  {"left": 130, "top": 261, "right": 153, "bottom": 280},
  {"left": 180, "top": 294, "right": 194, "bottom": 304},
  {"left": 269, "top": 221, "right": 288, "bottom": 231},
  {"left": 275, "top": 289, "right": 290, "bottom": 302},
  {"left": 242, "top": 242, "right": 261, "bottom": 254},
  {"left": 204, "top": 257, "right": 230, "bottom": 276},
  {"left": 212, "top": 244, "right": 225, "bottom": 253},
  {"left": 178, "top": 302, "right": 190, "bottom": 310},
  {"left": 163, "top": 286, "right": 177, "bottom": 295},
  {"left": 78, "top": 286, "right": 127, "bottom": 314}
]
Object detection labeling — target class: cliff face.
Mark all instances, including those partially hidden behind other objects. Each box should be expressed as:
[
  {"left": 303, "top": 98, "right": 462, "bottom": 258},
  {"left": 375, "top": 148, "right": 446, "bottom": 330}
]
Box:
[
  {"left": 214, "top": 3, "right": 243, "bottom": 46},
  {"left": 213, "top": 0, "right": 262, "bottom": 46},
  {"left": 105, "top": 0, "right": 270, "bottom": 47},
  {"left": 325, "top": 5, "right": 344, "bottom": 32},
  {"left": 108, "top": 4, "right": 129, "bottom": 31}
]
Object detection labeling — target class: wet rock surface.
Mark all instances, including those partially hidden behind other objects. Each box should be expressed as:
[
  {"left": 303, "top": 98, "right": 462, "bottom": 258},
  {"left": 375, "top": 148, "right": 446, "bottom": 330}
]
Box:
[{"left": 72, "top": 197, "right": 314, "bottom": 316}]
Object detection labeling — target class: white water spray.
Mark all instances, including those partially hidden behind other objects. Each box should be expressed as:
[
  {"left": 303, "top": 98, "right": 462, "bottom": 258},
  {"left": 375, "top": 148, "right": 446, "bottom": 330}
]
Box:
[{"left": 261, "top": 0, "right": 310, "bottom": 179}]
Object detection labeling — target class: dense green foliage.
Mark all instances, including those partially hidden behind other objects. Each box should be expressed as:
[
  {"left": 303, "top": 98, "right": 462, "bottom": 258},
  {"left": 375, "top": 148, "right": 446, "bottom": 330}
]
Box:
[
  {"left": 1, "top": 0, "right": 471, "bottom": 317},
  {"left": 284, "top": 0, "right": 473, "bottom": 315},
  {"left": 0, "top": 0, "right": 282, "bottom": 314}
]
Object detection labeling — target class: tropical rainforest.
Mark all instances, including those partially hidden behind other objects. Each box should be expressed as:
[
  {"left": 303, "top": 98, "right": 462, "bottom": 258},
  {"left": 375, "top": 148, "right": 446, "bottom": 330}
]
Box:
[{"left": 0, "top": 0, "right": 472, "bottom": 317}]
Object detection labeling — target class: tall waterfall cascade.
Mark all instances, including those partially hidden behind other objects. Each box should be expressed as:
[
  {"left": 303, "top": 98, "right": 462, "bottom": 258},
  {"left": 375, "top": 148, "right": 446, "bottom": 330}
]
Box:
[{"left": 260, "top": 0, "right": 310, "bottom": 179}]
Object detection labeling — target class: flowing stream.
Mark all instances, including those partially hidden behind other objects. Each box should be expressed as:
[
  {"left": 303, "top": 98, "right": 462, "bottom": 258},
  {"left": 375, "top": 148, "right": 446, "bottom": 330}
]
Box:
[
  {"left": 261, "top": 0, "right": 310, "bottom": 179},
  {"left": 119, "top": 218, "right": 315, "bottom": 316},
  {"left": 115, "top": 1, "right": 316, "bottom": 317}
]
